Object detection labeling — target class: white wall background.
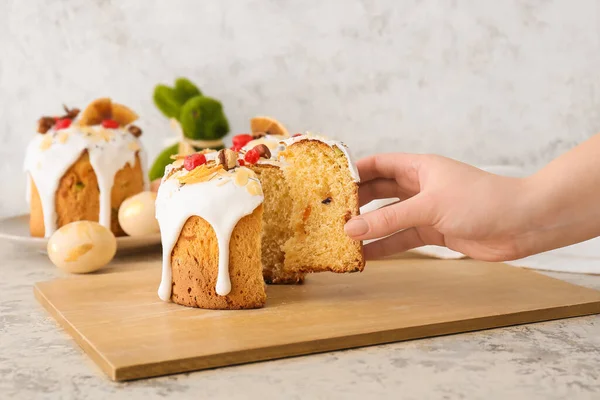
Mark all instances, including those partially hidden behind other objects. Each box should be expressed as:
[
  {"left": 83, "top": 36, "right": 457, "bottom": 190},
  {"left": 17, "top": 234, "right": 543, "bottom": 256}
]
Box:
[{"left": 1, "top": 0, "right": 599, "bottom": 217}]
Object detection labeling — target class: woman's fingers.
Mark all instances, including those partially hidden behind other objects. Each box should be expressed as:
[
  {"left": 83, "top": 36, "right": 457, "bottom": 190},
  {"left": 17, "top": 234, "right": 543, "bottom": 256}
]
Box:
[
  {"left": 357, "top": 153, "right": 422, "bottom": 194},
  {"left": 362, "top": 228, "right": 425, "bottom": 260},
  {"left": 345, "top": 194, "right": 434, "bottom": 240}
]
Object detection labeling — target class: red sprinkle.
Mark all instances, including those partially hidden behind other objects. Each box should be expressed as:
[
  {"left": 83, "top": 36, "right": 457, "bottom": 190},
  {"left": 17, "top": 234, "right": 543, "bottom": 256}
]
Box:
[
  {"left": 102, "top": 119, "right": 120, "bottom": 129},
  {"left": 238, "top": 159, "right": 246, "bottom": 167},
  {"left": 53, "top": 116, "right": 60, "bottom": 122},
  {"left": 54, "top": 118, "right": 72, "bottom": 130},
  {"left": 292, "top": 133, "right": 302, "bottom": 137},
  {"left": 244, "top": 148, "right": 260, "bottom": 164},
  {"left": 184, "top": 153, "right": 207, "bottom": 171},
  {"left": 232, "top": 134, "right": 253, "bottom": 149}
]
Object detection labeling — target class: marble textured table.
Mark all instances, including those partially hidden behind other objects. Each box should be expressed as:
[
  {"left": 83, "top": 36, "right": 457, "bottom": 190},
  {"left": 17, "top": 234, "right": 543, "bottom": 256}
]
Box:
[{"left": 1, "top": 240, "right": 599, "bottom": 399}]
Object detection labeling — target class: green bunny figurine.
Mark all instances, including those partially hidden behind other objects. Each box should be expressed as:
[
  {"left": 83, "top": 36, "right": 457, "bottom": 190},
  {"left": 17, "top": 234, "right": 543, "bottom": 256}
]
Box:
[{"left": 148, "top": 78, "right": 229, "bottom": 181}]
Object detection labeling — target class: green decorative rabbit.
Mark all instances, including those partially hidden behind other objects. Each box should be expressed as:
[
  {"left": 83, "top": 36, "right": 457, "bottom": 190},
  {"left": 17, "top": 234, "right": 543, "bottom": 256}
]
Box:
[{"left": 148, "top": 78, "right": 229, "bottom": 181}]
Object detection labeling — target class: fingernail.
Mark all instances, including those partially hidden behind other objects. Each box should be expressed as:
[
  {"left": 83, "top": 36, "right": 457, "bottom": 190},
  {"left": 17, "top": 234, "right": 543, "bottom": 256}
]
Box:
[{"left": 345, "top": 218, "right": 369, "bottom": 237}]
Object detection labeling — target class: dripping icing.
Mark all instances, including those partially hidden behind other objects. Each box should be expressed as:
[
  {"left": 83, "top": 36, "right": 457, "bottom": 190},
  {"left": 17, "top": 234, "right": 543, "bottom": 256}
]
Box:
[
  {"left": 243, "top": 134, "right": 287, "bottom": 159},
  {"left": 155, "top": 166, "right": 263, "bottom": 301},
  {"left": 23, "top": 125, "right": 146, "bottom": 237}
]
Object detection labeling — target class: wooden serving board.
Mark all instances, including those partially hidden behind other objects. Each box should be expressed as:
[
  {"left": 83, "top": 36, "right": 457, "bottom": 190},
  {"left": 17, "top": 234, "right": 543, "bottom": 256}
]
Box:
[{"left": 34, "top": 257, "right": 600, "bottom": 381}]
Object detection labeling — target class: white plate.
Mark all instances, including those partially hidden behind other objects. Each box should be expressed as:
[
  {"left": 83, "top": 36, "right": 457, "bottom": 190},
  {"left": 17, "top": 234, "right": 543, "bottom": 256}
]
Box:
[{"left": 0, "top": 214, "right": 161, "bottom": 255}]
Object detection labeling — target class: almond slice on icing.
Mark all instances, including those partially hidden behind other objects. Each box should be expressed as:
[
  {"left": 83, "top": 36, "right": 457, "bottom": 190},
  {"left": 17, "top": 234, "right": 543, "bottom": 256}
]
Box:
[
  {"left": 178, "top": 164, "right": 223, "bottom": 185},
  {"left": 128, "top": 141, "right": 141, "bottom": 151},
  {"left": 234, "top": 168, "right": 250, "bottom": 187},
  {"left": 250, "top": 116, "right": 289, "bottom": 137},
  {"left": 246, "top": 180, "right": 262, "bottom": 196},
  {"left": 39, "top": 135, "right": 53, "bottom": 150},
  {"left": 57, "top": 132, "right": 69, "bottom": 144}
]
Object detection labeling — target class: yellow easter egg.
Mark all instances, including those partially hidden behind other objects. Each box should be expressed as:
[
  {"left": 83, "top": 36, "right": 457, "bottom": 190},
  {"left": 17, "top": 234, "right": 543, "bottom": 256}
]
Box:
[
  {"left": 118, "top": 191, "right": 160, "bottom": 236},
  {"left": 47, "top": 221, "right": 116, "bottom": 273}
]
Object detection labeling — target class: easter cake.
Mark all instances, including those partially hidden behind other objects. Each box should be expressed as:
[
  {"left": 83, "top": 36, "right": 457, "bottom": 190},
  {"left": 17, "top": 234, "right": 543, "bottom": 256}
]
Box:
[
  {"left": 156, "top": 151, "right": 266, "bottom": 309},
  {"left": 24, "top": 99, "right": 146, "bottom": 237},
  {"left": 156, "top": 119, "right": 364, "bottom": 309}
]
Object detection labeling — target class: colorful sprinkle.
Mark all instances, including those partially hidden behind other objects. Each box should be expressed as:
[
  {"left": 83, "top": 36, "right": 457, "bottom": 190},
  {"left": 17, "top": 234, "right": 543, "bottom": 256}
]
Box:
[
  {"left": 232, "top": 134, "right": 253, "bottom": 149},
  {"left": 55, "top": 118, "right": 72, "bottom": 130},
  {"left": 244, "top": 148, "right": 260, "bottom": 164},
  {"left": 184, "top": 153, "right": 207, "bottom": 171},
  {"left": 101, "top": 119, "right": 119, "bottom": 129}
]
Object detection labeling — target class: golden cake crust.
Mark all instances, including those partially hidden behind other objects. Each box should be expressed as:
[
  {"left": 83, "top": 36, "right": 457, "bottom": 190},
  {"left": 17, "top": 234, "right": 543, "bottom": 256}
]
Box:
[
  {"left": 170, "top": 206, "right": 266, "bottom": 310},
  {"left": 281, "top": 139, "right": 365, "bottom": 274},
  {"left": 29, "top": 151, "right": 144, "bottom": 237}
]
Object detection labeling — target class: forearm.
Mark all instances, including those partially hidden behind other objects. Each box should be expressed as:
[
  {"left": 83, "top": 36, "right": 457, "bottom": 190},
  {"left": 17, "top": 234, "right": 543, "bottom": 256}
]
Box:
[{"left": 525, "top": 133, "right": 600, "bottom": 253}]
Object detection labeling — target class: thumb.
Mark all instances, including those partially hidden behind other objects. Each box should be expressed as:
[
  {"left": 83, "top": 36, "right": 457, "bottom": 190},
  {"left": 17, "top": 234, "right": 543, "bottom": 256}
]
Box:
[{"left": 345, "top": 195, "right": 434, "bottom": 240}]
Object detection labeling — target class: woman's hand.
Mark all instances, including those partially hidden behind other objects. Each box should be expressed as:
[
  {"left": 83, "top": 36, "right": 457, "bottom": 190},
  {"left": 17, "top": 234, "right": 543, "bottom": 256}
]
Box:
[
  {"left": 347, "top": 132, "right": 600, "bottom": 263},
  {"left": 345, "top": 153, "right": 539, "bottom": 262}
]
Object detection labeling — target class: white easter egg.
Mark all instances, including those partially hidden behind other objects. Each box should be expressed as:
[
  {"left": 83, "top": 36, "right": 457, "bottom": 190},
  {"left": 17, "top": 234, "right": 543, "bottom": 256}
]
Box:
[
  {"left": 47, "top": 221, "right": 116, "bottom": 273},
  {"left": 118, "top": 191, "right": 160, "bottom": 237}
]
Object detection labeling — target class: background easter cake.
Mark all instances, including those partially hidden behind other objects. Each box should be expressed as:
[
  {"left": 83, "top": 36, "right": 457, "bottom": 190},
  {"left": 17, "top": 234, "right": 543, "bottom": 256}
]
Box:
[{"left": 25, "top": 99, "right": 146, "bottom": 237}]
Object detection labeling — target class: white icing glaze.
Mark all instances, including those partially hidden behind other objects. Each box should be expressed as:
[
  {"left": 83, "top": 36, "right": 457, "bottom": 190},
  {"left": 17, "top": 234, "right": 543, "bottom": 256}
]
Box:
[
  {"left": 280, "top": 134, "right": 361, "bottom": 182},
  {"left": 256, "top": 159, "right": 286, "bottom": 167},
  {"left": 243, "top": 135, "right": 287, "bottom": 159},
  {"left": 24, "top": 125, "right": 146, "bottom": 237},
  {"left": 155, "top": 166, "right": 264, "bottom": 301},
  {"left": 204, "top": 151, "right": 218, "bottom": 162}
]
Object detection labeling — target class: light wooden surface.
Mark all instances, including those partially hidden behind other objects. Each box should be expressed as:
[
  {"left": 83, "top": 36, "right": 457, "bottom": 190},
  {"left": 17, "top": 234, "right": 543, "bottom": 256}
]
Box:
[{"left": 34, "top": 258, "right": 600, "bottom": 381}]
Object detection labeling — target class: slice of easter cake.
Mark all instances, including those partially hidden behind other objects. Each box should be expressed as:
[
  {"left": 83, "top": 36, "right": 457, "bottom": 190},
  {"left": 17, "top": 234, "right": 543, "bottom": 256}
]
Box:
[{"left": 278, "top": 134, "right": 364, "bottom": 274}]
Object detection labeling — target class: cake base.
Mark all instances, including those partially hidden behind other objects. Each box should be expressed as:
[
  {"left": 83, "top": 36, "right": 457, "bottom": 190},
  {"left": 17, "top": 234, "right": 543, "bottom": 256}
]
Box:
[{"left": 170, "top": 207, "right": 266, "bottom": 310}]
